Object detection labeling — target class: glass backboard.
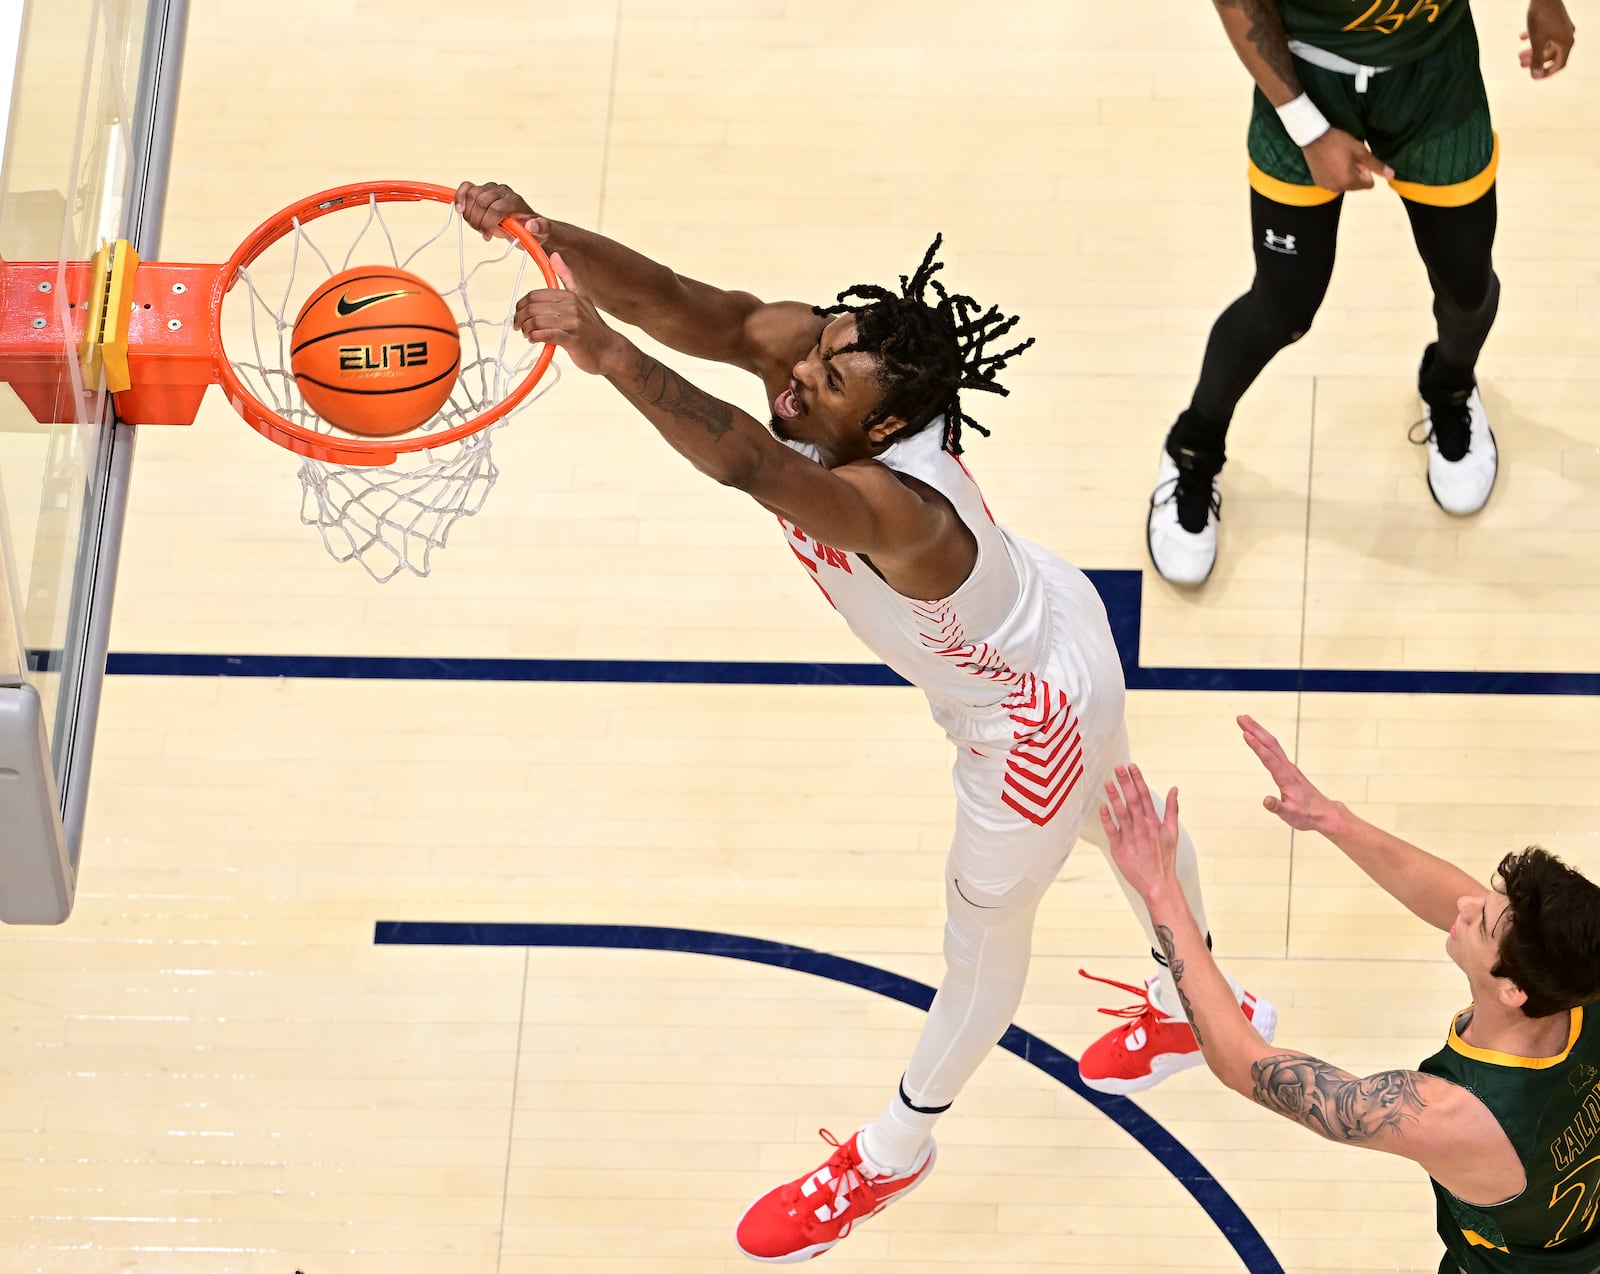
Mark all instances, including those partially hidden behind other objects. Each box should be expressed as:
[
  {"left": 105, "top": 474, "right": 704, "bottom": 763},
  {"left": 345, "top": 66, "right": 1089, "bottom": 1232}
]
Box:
[{"left": 0, "top": 0, "right": 185, "bottom": 918}]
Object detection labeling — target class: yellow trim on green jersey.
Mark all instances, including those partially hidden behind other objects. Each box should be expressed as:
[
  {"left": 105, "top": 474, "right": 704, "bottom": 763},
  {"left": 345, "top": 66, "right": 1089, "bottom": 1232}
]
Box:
[
  {"left": 1247, "top": 159, "right": 1341, "bottom": 207},
  {"left": 1463, "top": 1228, "right": 1512, "bottom": 1253},
  {"left": 1388, "top": 132, "right": 1499, "bottom": 206},
  {"left": 1446, "top": 1003, "right": 1582, "bottom": 1070}
]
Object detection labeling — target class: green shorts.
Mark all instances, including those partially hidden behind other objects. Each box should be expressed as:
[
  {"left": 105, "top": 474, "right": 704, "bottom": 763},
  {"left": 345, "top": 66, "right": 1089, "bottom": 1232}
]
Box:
[{"left": 1247, "top": 9, "right": 1496, "bottom": 207}]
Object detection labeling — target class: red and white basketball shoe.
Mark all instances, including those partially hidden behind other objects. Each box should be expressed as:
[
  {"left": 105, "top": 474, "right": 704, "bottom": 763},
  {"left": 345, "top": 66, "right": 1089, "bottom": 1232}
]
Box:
[
  {"left": 1076, "top": 969, "right": 1277, "bottom": 1095},
  {"left": 735, "top": 1128, "right": 937, "bottom": 1263}
]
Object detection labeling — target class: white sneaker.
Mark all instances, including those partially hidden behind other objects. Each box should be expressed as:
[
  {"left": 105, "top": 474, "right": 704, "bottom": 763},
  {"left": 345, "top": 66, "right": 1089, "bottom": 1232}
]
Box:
[
  {"left": 1146, "top": 445, "right": 1222, "bottom": 585},
  {"left": 1412, "top": 386, "right": 1497, "bottom": 516}
]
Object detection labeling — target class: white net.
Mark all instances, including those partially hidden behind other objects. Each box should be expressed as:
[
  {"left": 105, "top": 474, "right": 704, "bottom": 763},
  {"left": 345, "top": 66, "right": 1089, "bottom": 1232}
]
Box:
[{"left": 220, "top": 195, "right": 559, "bottom": 581}]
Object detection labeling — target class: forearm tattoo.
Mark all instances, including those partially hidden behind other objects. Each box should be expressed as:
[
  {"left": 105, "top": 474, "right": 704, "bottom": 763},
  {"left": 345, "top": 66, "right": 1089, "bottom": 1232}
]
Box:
[
  {"left": 628, "top": 351, "right": 734, "bottom": 439},
  {"left": 1153, "top": 925, "right": 1203, "bottom": 1047},
  {"left": 1250, "top": 1053, "right": 1428, "bottom": 1142},
  {"left": 1216, "top": 0, "right": 1301, "bottom": 92}
]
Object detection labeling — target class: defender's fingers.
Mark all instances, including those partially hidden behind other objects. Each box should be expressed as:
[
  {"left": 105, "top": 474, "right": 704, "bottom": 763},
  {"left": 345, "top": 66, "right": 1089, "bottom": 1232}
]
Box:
[
  {"left": 1102, "top": 776, "right": 1131, "bottom": 826},
  {"left": 1124, "top": 763, "right": 1158, "bottom": 819}
]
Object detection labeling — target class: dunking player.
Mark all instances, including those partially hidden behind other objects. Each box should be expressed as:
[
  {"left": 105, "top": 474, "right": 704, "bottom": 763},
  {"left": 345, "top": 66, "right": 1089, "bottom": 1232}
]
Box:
[
  {"left": 454, "top": 180, "right": 1275, "bottom": 1261},
  {"left": 1148, "top": 0, "right": 1578, "bottom": 585},
  {"left": 1100, "top": 719, "right": 1600, "bottom": 1272}
]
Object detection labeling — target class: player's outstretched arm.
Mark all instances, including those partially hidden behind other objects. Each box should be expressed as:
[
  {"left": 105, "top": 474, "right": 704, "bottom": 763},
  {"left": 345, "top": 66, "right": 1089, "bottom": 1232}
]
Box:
[
  {"left": 1098, "top": 765, "right": 1523, "bottom": 1205},
  {"left": 519, "top": 256, "right": 950, "bottom": 557},
  {"left": 1239, "top": 715, "right": 1480, "bottom": 931},
  {"left": 454, "top": 180, "right": 813, "bottom": 376},
  {"left": 1245, "top": 1051, "right": 1518, "bottom": 1201}
]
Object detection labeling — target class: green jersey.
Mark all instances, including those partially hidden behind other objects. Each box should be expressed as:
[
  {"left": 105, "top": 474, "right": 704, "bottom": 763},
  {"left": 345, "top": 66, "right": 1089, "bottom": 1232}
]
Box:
[
  {"left": 1420, "top": 1004, "right": 1600, "bottom": 1272},
  {"left": 1279, "top": 0, "right": 1471, "bottom": 65}
]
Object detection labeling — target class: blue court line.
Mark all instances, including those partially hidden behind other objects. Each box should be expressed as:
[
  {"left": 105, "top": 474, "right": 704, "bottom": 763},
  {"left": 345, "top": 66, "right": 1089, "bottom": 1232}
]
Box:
[
  {"left": 375, "top": 920, "right": 1284, "bottom": 1274},
  {"left": 28, "top": 568, "right": 1600, "bottom": 696}
]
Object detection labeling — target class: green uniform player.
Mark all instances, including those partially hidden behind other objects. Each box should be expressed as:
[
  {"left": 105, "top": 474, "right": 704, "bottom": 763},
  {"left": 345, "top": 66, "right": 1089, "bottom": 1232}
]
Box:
[
  {"left": 1276, "top": 0, "right": 1471, "bottom": 62},
  {"left": 1093, "top": 715, "right": 1600, "bottom": 1274},
  {"left": 1144, "top": 0, "right": 1578, "bottom": 588},
  {"left": 1423, "top": 1009, "right": 1600, "bottom": 1271}
]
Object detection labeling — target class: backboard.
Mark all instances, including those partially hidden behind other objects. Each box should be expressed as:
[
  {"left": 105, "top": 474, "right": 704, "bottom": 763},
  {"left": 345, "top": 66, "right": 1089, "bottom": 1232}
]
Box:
[{"left": 0, "top": 0, "right": 186, "bottom": 920}]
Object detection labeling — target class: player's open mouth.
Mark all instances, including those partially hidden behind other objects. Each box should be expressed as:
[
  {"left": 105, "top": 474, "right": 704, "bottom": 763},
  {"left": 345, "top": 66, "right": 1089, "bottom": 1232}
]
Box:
[{"left": 774, "top": 383, "right": 801, "bottom": 419}]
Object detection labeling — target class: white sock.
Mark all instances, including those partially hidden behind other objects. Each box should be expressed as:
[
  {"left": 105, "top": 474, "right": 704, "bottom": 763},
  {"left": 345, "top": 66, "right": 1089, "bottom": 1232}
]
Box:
[{"left": 859, "top": 1087, "right": 940, "bottom": 1175}]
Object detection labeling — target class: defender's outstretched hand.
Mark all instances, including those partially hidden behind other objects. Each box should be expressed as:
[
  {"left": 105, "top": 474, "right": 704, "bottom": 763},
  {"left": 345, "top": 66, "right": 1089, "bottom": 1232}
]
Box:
[
  {"left": 515, "top": 254, "right": 625, "bottom": 376},
  {"left": 1099, "top": 764, "right": 1181, "bottom": 902},
  {"left": 454, "top": 181, "right": 550, "bottom": 244},
  {"left": 1238, "top": 715, "right": 1339, "bottom": 833}
]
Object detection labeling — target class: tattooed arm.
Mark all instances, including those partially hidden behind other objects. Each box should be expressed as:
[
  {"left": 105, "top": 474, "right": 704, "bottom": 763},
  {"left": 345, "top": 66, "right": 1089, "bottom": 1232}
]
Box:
[
  {"left": 454, "top": 181, "right": 816, "bottom": 379},
  {"left": 1100, "top": 764, "right": 1288, "bottom": 1093},
  {"left": 1211, "top": 0, "right": 1303, "bottom": 105},
  {"left": 1248, "top": 1050, "right": 1530, "bottom": 1208},
  {"left": 511, "top": 256, "right": 951, "bottom": 556},
  {"left": 1100, "top": 765, "right": 1526, "bottom": 1205},
  {"left": 1251, "top": 1053, "right": 1429, "bottom": 1144},
  {"left": 1209, "top": 1, "right": 1393, "bottom": 191}
]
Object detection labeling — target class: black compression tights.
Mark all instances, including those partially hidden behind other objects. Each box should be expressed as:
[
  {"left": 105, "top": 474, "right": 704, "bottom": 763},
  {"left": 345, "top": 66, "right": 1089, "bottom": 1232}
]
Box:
[{"left": 1173, "top": 184, "right": 1500, "bottom": 456}]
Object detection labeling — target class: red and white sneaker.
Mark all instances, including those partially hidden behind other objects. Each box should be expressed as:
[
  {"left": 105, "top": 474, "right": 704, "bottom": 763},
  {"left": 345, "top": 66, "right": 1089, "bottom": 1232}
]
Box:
[
  {"left": 735, "top": 1128, "right": 937, "bottom": 1263},
  {"left": 1076, "top": 969, "right": 1277, "bottom": 1095}
]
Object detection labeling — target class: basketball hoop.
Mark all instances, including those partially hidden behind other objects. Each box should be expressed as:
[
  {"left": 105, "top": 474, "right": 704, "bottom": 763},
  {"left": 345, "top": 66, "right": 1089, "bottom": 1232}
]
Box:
[
  {"left": 216, "top": 181, "right": 561, "bottom": 580},
  {"left": 0, "top": 179, "right": 563, "bottom": 581}
]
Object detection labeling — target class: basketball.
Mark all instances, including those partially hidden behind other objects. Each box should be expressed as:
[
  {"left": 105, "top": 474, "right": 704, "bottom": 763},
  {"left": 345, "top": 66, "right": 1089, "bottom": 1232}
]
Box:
[{"left": 289, "top": 266, "right": 460, "bottom": 437}]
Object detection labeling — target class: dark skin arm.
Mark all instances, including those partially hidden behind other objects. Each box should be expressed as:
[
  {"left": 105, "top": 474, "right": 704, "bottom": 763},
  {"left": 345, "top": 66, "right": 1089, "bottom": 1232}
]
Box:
[
  {"left": 456, "top": 181, "right": 979, "bottom": 597},
  {"left": 454, "top": 181, "right": 807, "bottom": 382},
  {"left": 514, "top": 253, "right": 971, "bottom": 596},
  {"left": 1211, "top": 0, "right": 1393, "bottom": 191},
  {"left": 1099, "top": 764, "right": 1525, "bottom": 1207}
]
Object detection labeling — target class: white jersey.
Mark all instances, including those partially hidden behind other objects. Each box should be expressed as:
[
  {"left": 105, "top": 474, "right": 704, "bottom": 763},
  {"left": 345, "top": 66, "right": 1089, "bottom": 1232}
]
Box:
[{"left": 779, "top": 425, "right": 1124, "bottom": 824}]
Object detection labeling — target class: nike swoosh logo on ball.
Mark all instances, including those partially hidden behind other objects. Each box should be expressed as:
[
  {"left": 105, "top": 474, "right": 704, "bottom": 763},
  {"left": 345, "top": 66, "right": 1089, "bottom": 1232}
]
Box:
[{"left": 335, "top": 288, "right": 417, "bottom": 316}]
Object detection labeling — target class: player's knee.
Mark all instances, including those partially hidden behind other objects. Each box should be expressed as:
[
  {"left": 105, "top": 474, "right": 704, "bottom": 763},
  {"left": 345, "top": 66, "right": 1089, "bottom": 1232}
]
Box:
[
  {"left": 1437, "top": 274, "right": 1496, "bottom": 317},
  {"left": 1255, "top": 311, "right": 1314, "bottom": 352},
  {"left": 1246, "top": 288, "right": 1320, "bottom": 352},
  {"left": 1267, "top": 300, "right": 1319, "bottom": 348},
  {"left": 947, "top": 874, "right": 1044, "bottom": 932}
]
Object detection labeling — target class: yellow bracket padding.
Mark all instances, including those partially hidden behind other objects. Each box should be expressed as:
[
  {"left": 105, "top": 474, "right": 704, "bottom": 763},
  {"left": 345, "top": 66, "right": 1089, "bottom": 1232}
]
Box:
[{"left": 78, "top": 239, "right": 141, "bottom": 393}]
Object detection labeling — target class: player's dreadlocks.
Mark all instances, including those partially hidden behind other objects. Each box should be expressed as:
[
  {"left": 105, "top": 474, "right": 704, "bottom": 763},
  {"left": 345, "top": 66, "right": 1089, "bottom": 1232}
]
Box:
[{"left": 816, "top": 234, "right": 1033, "bottom": 455}]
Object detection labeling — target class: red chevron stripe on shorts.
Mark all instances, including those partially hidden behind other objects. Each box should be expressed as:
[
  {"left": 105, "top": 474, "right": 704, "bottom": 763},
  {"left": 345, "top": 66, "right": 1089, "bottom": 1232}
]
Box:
[{"left": 1000, "top": 681, "right": 1083, "bottom": 826}]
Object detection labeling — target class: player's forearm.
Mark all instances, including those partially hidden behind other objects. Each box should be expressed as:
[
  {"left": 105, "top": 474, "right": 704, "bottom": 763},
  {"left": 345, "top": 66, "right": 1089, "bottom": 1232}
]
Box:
[
  {"left": 540, "top": 221, "right": 688, "bottom": 325},
  {"left": 600, "top": 337, "right": 772, "bottom": 487},
  {"left": 1212, "top": 0, "right": 1304, "bottom": 105},
  {"left": 1315, "top": 803, "right": 1482, "bottom": 932},
  {"left": 1139, "top": 883, "right": 1273, "bottom": 1098},
  {"left": 1138, "top": 867, "right": 1440, "bottom": 1154},
  {"left": 541, "top": 220, "right": 757, "bottom": 361}
]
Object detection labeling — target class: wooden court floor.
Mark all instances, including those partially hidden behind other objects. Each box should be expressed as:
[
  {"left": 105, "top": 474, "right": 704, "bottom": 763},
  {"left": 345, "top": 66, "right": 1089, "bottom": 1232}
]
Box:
[{"left": 2, "top": 2, "right": 1599, "bottom": 1271}]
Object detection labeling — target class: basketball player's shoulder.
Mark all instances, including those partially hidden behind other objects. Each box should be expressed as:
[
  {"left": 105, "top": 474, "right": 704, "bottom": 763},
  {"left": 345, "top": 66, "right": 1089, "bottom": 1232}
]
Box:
[{"left": 833, "top": 458, "right": 940, "bottom": 511}]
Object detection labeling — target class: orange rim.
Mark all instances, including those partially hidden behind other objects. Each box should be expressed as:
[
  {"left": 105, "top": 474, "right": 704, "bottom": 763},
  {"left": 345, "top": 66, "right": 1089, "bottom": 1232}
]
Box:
[{"left": 211, "top": 180, "right": 559, "bottom": 466}]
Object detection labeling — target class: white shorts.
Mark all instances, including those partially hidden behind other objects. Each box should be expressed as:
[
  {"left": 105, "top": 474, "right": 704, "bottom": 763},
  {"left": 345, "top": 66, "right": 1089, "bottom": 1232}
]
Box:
[{"left": 942, "top": 547, "right": 1128, "bottom": 898}]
